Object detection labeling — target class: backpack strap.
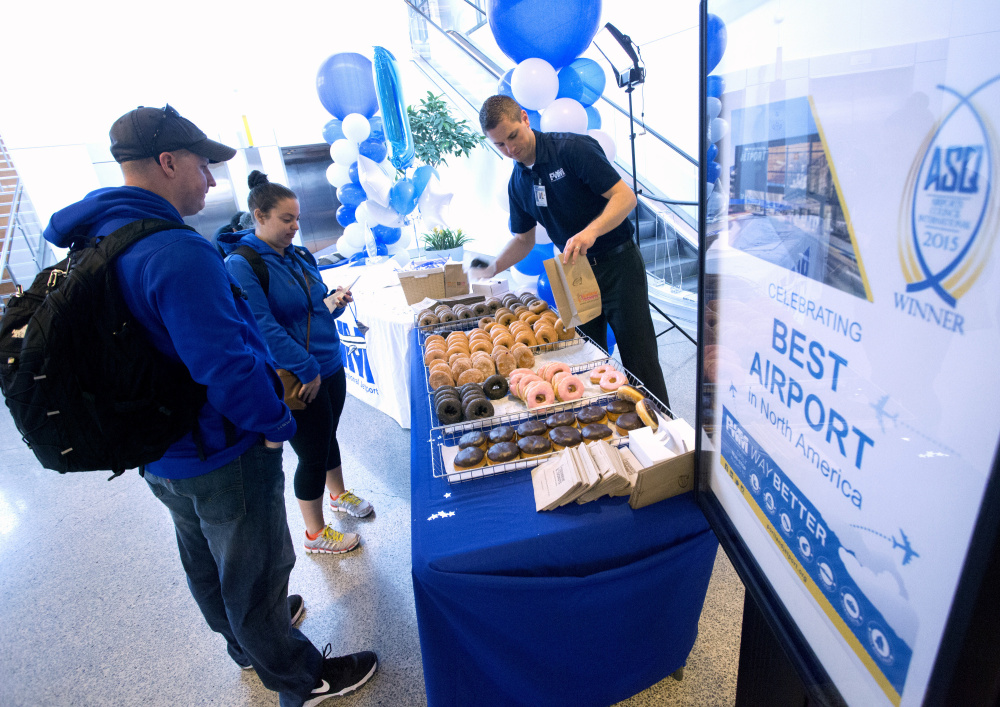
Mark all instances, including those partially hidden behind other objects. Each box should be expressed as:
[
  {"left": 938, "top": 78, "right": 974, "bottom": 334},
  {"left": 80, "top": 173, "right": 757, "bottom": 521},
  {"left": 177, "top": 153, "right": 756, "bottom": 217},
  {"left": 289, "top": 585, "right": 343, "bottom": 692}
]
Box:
[
  {"left": 97, "top": 218, "right": 197, "bottom": 260},
  {"left": 232, "top": 245, "right": 270, "bottom": 297}
]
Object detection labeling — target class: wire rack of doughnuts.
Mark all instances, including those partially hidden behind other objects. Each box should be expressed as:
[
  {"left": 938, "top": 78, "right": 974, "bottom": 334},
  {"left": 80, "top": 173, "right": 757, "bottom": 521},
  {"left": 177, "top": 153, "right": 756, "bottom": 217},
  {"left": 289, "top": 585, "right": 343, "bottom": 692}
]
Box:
[{"left": 423, "top": 353, "right": 672, "bottom": 484}]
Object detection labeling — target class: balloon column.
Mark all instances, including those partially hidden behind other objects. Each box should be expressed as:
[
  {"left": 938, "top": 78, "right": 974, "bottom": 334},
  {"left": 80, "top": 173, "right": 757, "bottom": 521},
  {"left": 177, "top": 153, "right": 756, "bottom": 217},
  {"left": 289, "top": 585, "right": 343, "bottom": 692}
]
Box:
[
  {"left": 317, "top": 49, "right": 455, "bottom": 259},
  {"left": 487, "top": 0, "right": 616, "bottom": 281},
  {"left": 705, "top": 13, "right": 728, "bottom": 218}
]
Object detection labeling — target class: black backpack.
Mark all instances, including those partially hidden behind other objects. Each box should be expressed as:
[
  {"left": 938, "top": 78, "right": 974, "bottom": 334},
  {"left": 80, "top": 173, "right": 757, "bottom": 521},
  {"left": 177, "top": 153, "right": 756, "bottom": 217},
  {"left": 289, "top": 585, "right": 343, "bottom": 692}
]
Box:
[
  {"left": 0, "top": 218, "right": 210, "bottom": 478},
  {"left": 229, "top": 244, "right": 314, "bottom": 297}
]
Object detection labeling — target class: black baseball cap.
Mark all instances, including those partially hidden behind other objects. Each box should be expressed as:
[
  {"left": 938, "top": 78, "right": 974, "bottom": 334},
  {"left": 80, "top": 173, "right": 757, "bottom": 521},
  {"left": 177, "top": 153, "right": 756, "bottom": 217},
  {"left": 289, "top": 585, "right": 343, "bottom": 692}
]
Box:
[{"left": 109, "top": 104, "right": 237, "bottom": 164}]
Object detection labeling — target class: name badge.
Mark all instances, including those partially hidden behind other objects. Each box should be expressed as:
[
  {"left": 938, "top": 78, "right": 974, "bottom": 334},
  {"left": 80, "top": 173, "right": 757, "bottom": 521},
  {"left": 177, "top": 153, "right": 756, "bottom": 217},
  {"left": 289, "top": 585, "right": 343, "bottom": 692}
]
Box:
[{"left": 534, "top": 184, "right": 548, "bottom": 207}]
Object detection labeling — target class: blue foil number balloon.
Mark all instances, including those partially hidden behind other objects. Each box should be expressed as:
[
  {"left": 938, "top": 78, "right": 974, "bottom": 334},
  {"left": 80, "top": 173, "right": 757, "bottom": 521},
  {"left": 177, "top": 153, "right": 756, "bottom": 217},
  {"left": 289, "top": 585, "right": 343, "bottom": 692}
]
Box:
[{"left": 372, "top": 46, "right": 415, "bottom": 171}]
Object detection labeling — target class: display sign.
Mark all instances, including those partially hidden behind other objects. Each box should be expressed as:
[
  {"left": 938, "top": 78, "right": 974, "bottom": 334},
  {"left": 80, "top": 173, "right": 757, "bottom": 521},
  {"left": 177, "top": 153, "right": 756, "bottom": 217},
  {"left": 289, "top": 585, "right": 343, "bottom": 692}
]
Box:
[{"left": 698, "top": 2, "right": 1000, "bottom": 705}]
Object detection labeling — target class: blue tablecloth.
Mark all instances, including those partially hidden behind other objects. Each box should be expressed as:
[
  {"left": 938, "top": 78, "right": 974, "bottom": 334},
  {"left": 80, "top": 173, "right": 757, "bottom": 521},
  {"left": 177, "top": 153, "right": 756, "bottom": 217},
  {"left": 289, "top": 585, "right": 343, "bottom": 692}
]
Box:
[{"left": 409, "top": 329, "right": 719, "bottom": 707}]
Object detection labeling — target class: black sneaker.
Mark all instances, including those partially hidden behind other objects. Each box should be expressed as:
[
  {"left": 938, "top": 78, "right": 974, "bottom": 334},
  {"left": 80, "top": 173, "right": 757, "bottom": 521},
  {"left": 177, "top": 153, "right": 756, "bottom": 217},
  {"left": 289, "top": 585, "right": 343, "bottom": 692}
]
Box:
[
  {"left": 289, "top": 594, "right": 305, "bottom": 626},
  {"left": 303, "top": 645, "right": 378, "bottom": 706}
]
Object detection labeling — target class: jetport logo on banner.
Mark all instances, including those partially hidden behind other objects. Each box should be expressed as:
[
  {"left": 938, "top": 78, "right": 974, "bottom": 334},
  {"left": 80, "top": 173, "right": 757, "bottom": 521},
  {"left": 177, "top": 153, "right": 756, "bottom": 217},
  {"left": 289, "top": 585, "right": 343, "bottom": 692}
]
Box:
[{"left": 897, "top": 74, "right": 999, "bottom": 330}]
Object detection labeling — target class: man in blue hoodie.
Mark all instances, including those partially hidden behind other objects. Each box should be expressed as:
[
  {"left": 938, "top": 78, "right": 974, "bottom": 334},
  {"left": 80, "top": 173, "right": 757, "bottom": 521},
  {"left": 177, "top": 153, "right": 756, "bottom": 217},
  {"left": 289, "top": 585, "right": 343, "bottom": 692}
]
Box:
[{"left": 43, "top": 105, "right": 376, "bottom": 706}]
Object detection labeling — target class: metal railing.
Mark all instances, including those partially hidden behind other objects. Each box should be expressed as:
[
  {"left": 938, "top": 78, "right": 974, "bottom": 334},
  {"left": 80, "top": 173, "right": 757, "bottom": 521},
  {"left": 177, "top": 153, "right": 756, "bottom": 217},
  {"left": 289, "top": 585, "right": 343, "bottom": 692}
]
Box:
[{"left": 0, "top": 143, "right": 52, "bottom": 312}]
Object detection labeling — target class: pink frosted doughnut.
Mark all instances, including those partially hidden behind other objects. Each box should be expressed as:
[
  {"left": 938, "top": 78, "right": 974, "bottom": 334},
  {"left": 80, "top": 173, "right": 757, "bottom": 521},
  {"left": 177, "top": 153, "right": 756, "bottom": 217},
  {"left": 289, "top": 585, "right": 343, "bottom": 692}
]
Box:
[
  {"left": 542, "top": 362, "right": 571, "bottom": 382},
  {"left": 550, "top": 370, "right": 571, "bottom": 389},
  {"left": 589, "top": 364, "right": 613, "bottom": 384},
  {"left": 555, "top": 374, "right": 585, "bottom": 402},
  {"left": 599, "top": 370, "right": 627, "bottom": 392},
  {"left": 525, "top": 380, "right": 555, "bottom": 409},
  {"left": 516, "top": 374, "right": 544, "bottom": 400},
  {"left": 510, "top": 368, "right": 536, "bottom": 379}
]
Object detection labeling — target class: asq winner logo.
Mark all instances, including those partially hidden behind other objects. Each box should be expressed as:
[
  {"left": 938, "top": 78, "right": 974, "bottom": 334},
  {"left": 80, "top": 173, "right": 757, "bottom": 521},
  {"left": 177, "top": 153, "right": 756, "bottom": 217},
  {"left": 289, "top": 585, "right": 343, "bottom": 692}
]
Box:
[{"left": 898, "top": 75, "right": 999, "bottom": 313}]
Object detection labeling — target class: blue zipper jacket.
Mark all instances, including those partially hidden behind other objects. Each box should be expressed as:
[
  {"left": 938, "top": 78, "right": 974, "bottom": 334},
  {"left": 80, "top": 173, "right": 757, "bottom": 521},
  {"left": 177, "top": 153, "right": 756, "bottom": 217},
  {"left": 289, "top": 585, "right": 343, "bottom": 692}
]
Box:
[
  {"left": 218, "top": 231, "right": 345, "bottom": 385},
  {"left": 43, "top": 186, "right": 296, "bottom": 479}
]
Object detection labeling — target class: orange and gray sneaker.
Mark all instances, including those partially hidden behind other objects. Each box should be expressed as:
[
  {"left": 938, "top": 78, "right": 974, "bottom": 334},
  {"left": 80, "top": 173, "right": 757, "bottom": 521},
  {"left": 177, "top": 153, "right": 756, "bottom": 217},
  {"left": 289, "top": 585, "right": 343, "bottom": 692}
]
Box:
[
  {"left": 304, "top": 525, "right": 360, "bottom": 554},
  {"left": 329, "top": 490, "right": 373, "bottom": 518}
]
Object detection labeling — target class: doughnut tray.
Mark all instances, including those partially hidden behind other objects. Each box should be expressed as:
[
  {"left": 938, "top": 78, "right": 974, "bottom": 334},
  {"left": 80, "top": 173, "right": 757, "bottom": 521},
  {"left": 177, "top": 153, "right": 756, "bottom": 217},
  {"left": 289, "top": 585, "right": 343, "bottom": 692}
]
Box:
[{"left": 420, "top": 337, "right": 672, "bottom": 483}]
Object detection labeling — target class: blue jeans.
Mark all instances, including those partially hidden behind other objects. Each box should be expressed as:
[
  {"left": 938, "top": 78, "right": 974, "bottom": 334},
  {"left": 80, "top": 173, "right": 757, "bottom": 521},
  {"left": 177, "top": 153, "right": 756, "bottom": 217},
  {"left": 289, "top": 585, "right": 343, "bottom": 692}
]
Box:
[{"left": 145, "top": 441, "right": 322, "bottom": 707}]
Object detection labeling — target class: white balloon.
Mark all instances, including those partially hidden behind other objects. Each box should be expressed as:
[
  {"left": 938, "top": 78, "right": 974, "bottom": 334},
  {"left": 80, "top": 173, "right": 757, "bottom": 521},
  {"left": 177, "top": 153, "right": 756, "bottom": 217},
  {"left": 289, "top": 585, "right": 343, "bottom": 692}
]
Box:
[
  {"left": 337, "top": 235, "right": 363, "bottom": 258},
  {"left": 366, "top": 199, "right": 406, "bottom": 228},
  {"left": 330, "top": 139, "right": 359, "bottom": 167},
  {"left": 710, "top": 117, "right": 729, "bottom": 143},
  {"left": 342, "top": 222, "right": 367, "bottom": 249},
  {"left": 417, "top": 176, "right": 454, "bottom": 229},
  {"left": 707, "top": 97, "right": 722, "bottom": 120},
  {"left": 540, "top": 98, "right": 588, "bottom": 134},
  {"left": 353, "top": 200, "right": 370, "bottom": 227},
  {"left": 511, "top": 58, "right": 558, "bottom": 110},
  {"left": 393, "top": 228, "right": 413, "bottom": 251},
  {"left": 356, "top": 155, "right": 392, "bottom": 207},
  {"left": 325, "top": 163, "right": 351, "bottom": 188},
  {"left": 534, "top": 223, "right": 551, "bottom": 245},
  {"left": 586, "top": 129, "right": 617, "bottom": 162},
  {"left": 342, "top": 113, "right": 371, "bottom": 144}
]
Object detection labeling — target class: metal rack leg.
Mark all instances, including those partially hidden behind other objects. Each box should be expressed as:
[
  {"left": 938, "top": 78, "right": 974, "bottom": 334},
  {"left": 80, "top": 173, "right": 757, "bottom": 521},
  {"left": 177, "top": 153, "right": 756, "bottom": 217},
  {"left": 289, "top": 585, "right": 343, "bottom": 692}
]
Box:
[{"left": 650, "top": 300, "right": 698, "bottom": 346}]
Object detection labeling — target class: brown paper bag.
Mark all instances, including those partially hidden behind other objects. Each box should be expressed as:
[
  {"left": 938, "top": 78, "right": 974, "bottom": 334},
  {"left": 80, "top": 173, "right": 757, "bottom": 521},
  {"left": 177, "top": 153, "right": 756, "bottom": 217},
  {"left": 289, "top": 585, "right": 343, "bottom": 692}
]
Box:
[{"left": 542, "top": 255, "right": 602, "bottom": 328}]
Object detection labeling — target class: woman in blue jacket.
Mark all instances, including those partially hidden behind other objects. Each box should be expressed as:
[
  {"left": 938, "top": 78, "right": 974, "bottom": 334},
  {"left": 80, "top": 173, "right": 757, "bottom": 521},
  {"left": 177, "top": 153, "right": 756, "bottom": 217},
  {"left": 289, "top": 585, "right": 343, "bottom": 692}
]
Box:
[{"left": 222, "top": 171, "right": 373, "bottom": 555}]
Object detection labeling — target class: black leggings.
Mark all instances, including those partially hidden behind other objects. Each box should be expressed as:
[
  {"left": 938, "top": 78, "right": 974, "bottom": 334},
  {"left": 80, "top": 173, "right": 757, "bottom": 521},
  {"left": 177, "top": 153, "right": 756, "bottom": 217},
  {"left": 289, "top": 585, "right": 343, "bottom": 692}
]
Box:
[{"left": 289, "top": 369, "right": 346, "bottom": 501}]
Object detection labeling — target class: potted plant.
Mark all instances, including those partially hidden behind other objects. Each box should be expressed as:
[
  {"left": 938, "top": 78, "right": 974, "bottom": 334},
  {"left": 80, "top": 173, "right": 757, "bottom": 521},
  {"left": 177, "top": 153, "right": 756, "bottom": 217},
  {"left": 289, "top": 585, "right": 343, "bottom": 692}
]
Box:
[
  {"left": 421, "top": 227, "right": 471, "bottom": 262},
  {"left": 407, "top": 92, "right": 486, "bottom": 169}
]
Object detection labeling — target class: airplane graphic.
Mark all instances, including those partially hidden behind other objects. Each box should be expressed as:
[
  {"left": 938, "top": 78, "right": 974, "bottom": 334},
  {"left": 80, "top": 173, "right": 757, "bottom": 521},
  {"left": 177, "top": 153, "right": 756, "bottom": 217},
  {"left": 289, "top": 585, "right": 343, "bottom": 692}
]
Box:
[
  {"left": 730, "top": 382, "right": 737, "bottom": 399},
  {"left": 892, "top": 529, "right": 919, "bottom": 565},
  {"left": 870, "top": 395, "right": 899, "bottom": 434}
]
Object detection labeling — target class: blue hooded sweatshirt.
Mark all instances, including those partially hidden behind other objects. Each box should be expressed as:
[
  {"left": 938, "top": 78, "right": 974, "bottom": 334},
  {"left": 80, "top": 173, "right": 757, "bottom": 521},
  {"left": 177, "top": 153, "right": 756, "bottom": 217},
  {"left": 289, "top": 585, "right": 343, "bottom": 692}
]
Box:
[
  {"left": 218, "top": 230, "right": 345, "bottom": 385},
  {"left": 43, "top": 186, "right": 296, "bottom": 479}
]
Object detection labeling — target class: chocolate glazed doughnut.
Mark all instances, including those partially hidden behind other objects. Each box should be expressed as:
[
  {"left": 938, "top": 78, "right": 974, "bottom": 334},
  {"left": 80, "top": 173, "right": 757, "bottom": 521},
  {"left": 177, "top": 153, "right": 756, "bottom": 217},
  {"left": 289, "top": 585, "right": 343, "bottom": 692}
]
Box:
[
  {"left": 463, "top": 397, "right": 495, "bottom": 420},
  {"left": 436, "top": 396, "right": 463, "bottom": 424},
  {"left": 482, "top": 374, "right": 509, "bottom": 400}
]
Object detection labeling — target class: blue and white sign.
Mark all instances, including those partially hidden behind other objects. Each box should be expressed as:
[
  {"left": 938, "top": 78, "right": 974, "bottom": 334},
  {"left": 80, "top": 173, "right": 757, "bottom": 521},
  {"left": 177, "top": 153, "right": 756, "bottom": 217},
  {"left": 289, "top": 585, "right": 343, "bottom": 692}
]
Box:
[{"left": 702, "top": 3, "right": 1000, "bottom": 705}]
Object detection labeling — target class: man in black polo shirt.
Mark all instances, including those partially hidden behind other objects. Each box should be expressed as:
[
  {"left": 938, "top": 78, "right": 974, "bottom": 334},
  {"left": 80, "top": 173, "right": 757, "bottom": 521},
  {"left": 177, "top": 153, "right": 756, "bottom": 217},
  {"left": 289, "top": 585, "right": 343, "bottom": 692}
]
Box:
[{"left": 474, "top": 95, "right": 670, "bottom": 409}]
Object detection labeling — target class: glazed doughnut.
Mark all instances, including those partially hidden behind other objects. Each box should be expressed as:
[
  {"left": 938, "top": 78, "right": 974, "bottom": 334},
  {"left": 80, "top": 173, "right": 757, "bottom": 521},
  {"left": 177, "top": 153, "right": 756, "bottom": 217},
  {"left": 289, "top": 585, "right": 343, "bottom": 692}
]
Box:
[
  {"left": 551, "top": 318, "right": 567, "bottom": 337},
  {"left": 513, "top": 329, "right": 537, "bottom": 348},
  {"left": 599, "top": 370, "right": 627, "bottom": 392},
  {"left": 482, "top": 374, "right": 509, "bottom": 400},
  {"left": 446, "top": 331, "right": 469, "bottom": 345},
  {"left": 429, "top": 368, "right": 455, "bottom": 390},
  {"left": 445, "top": 347, "right": 469, "bottom": 361},
  {"left": 616, "top": 384, "right": 645, "bottom": 404},
  {"left": 437, "top": 309, "right": 456, "bottom": 323},
  {"left": 435, "top": 396, "right": 463, "bottom": 424},
  {"left": 534, "top": 324, "right": 558, "bottom": 346},
  {"left": 424, "top": 348, "right": 448, "bottom": 366},
  {"left": 469, "top": 339, "right": 493, "bottom": 355},
  {"left": 491, "top": 331, "right": 514, "bottom": 349},
  {"left": 522, "top": 313, "right": 541, "bottom": 327},
  {"left": 510, "top": 303, "right": 528, "bottom": 316},
  {"left": 484, "top": 297, "right": 503, "bottom": 314},
  {"left": 494, "top": 351, "right": 517, "bottom": 377},
  {"left": 525, "top": 380, "right": 556, "bottom": 409},
  {"left": 539, "top": 310, "right": 558, "bottom": 323},
  {"left": 588, "top": 364, "right": 613, "bottom": 384},
  {"left": 528, "top": 300, "right": 548, "bottom": 314},
  {"left": 635, "top": 398, "right": 659, "bottom": 433},
  {"left": 478, "top": 317, "right": 495, "bottom": 330},
  {"left": 457, "top": 368, "right": 486, "bottom": 385},
  {"left": 418, "top": 311, "right": 439, "bottom": 327},
  {"left": 472, "top": 301, "right": 489, "bottom": 317},
  {"left": 555, "top": 374, "right": 585, "bottom": 402},
  {"left": 511, "top": 344, "right": 535, "bottom": 369},
  {"left": 463, "top": 397, "right": 495, "bottom": 421},
  {"left": 495, "top": 309, "right": 515, "bottom": 326},
  {"left": 424, "top": 333, "right": 446, "bottom": 349}
]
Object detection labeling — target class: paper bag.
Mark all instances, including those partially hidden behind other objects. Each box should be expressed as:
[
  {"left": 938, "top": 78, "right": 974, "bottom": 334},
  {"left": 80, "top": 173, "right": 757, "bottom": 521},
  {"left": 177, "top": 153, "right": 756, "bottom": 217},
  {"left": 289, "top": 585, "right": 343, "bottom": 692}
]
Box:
[{"left": 542, "top": 255, "right": 601, "bottom": 328}]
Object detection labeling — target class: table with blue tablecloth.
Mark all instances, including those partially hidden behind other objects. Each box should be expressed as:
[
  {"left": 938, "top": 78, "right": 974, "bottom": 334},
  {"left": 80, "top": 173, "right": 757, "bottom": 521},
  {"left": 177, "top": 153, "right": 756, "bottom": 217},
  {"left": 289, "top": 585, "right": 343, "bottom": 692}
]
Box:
[{"left": 408, "top": 329, "right": 720, "bottom": 707}]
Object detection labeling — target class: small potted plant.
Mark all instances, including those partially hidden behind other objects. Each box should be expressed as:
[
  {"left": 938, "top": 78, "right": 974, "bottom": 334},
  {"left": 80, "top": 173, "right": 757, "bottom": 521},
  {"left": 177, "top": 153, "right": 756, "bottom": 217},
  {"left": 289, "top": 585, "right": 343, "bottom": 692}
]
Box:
[{"left": 421, "top": 227, "right": 471, "bottom": 262}]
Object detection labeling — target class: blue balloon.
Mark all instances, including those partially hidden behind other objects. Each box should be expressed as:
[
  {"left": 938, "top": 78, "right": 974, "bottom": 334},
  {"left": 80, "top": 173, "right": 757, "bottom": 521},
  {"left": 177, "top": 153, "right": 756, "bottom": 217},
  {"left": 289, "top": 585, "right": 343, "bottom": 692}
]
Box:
[
  {"left": 411, "top": 165, "right": 438, "bottom": 202},
  {"left": 556, "top": 58, "right": 606, "bottom": 106},
  {"left": 316, "top": 52, "right": 379, "bottom": 120},
  {"left": 348, "top": 161, "right": 361, "bottom": 186},
  {"left": 322, "top": 119, "right": 345, "bottom": 144},
  {"left": 526, "top": 109, "right": 541, "bottom": 131},
  {"left": 513, "top": 243, "right": 554, "bottom": 277},
  {"left": 707, "top": 143, "right": 718, "bottom": 163},
  {"left": 336, "top": 204, "right": 357, "bottom": 228},
  {"left": 585, "top": 105, "right": 601, "bottom": 130},
  {"left": 487, "top": 0, "right": 603, "bottom": 70},
  {"left": 372, "top": 224, "right": 402, "bottom": 245},
  {"left": 358, "top": 137, "right": 388, "bottom": 163},
  {"left": 706, "top": 14, "right": 728, "bottom": 74},
  {"left": 537, "top": 273, "right": 555, "bottom": 307},
  {"left": 372, "top": 46, "right": 415, "bottom": 170},
  {"left": 706, "top": 75, "right": 725, "bottom": 98},
  {"left": 498, "top": 69, "right": 516, "bottom": 99},
  {"left": 706, "top": 160, "right": 722, "bottom": 183},
  {"left": 606, "top": 324, "right": 617, "bottom": 355},
  {"left": 389, "top": 178, "right": 418, "bottom": 215},
  {"left": 336, "top": 183, "right": 367, "bottom": 207}
]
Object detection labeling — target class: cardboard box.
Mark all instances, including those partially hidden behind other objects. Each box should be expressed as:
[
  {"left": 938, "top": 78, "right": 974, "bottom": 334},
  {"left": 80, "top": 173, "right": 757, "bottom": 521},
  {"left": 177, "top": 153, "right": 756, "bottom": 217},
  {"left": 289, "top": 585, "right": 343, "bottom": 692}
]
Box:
[
  {"left": 471, "top": 278, "right": 509, "bottom": 297},
  {"left": 627, "top": 420, "right": 696, "bottom": 509},
  {"left": 444, "top": 263, "right": 469, "bottom": 297}
]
